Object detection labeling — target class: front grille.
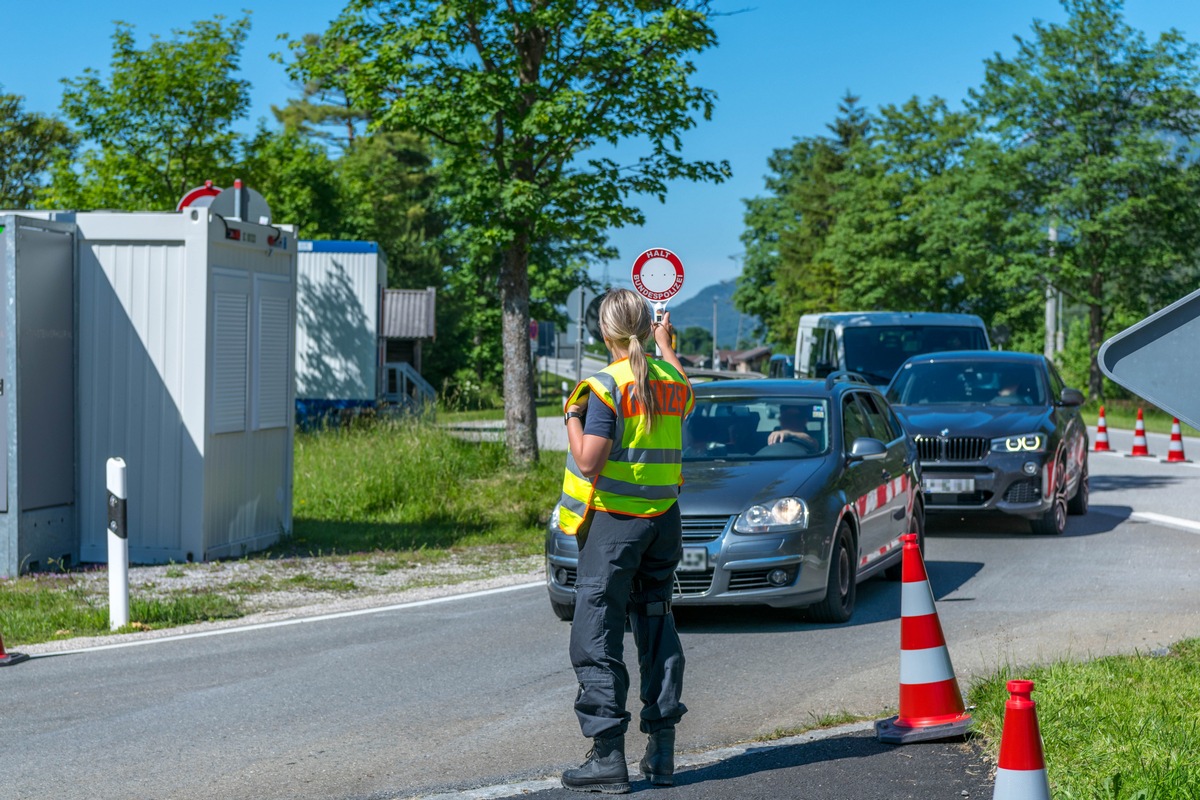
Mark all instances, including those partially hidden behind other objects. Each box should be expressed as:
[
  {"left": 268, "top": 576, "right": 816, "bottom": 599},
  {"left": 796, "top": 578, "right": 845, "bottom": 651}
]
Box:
[
  {"left": 1004, "top": 480, "right": 1041, "bottom": 503},
  {"left": 914, "top": 435, "right": 990, "bottom": 462},
  {"left": 680, "top": 515, "right": 731, "bottom": 542},
  {"left": 924, "top": 489, "right": 993, "bottom": 506},
  {"left": 674, "top": 570, "right": 714, "bottom": 595}
]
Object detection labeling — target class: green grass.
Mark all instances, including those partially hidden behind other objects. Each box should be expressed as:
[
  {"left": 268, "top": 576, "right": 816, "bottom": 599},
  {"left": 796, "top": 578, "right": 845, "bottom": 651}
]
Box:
[
  {"left": 1084, "top": 400, "right": 1200, "bottom": 437},
  {"left": 755, "top": 710, "right": 871, "bottom": 742},
  {"left": 440, "top": 394, "right": 568, "bottom": 423},
  {"left": 0, "top": 571, "right": 243, "bottom": 644},
  {"left": 276, "top": 417, "right": 564, "bottom": 556},
  {"left": 969, "top": 640, "right": 1200, "bottom": 798}
]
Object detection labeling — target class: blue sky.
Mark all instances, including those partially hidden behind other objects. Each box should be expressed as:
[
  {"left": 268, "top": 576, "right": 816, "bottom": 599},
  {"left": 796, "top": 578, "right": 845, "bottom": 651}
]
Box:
[{"left": 4, "top": 1, "right": 1200, "bottom": 303}]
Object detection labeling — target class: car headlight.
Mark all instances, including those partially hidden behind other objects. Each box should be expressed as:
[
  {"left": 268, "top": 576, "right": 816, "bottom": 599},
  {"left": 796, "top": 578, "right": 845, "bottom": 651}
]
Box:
[
  {"left": 549, "top": 504, "right": 561, "bottom": 530},
  {"left": 734, "top": 497, "right": 809, "bottom": 533},
  {"left": 992, "top": 434, "right": 1046, "bottom": 453}
]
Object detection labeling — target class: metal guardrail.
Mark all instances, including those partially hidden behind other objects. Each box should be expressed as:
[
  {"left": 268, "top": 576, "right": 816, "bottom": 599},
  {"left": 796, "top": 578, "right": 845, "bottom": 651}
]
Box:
[{"left": 685, "top": 367, "right": 765, "bottom": 381}]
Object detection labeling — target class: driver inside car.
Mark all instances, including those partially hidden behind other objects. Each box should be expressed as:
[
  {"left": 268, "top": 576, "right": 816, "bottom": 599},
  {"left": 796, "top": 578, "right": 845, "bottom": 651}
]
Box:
[{"left": 767, "top": 404, "right": 819, "bottom": 448}]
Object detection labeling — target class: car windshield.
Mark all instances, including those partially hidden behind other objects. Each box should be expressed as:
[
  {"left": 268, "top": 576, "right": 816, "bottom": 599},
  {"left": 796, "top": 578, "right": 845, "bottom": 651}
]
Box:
[
  {"left": 887, "top": 361, "right": 1045, "bottom": 406},
  {"left": 842, "top": 325, "right": 988, "bottom": 384},
  {"left": 684, "top": 396, "right": 830, "bottom": 461}
]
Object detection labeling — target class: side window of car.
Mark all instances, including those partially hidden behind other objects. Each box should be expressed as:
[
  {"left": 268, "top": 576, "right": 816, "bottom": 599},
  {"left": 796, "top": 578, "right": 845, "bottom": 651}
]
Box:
[
  {"left": 842, "top": 394, "right": 872, "bottom": 448},
  {"left": 857, "top": 392, "right": 898, "bottom": 442}
]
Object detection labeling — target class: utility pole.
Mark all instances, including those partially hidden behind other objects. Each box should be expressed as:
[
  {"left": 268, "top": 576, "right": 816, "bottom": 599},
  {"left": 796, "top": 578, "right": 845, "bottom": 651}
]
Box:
[
  {"left": 1045, "top": 224, "right": 1057, "bottom": 361},
  {"left": 576, "top": 289, "right": 585, "bottom": 383},
  {"left": 712, "top": 295, "right": 719, "bottom": 370},
  {"left": 1056, "top": 291, "right": 1065, "bottom": 354}
]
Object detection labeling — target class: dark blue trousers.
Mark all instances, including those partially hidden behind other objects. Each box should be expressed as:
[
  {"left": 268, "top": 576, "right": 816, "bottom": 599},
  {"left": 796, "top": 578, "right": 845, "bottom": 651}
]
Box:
[{"left": 569, "top": 504, "right": 687, "bottom": 738}]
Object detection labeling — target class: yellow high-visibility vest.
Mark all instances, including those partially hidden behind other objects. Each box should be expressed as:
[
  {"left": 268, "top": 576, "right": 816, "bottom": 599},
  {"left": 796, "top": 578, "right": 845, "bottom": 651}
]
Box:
[{"left": 557, "top": 358, "right": 692, "bottom": 535}]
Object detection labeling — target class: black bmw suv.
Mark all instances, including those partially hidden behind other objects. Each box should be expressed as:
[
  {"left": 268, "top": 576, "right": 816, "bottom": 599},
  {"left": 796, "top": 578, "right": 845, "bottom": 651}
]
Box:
[{"left": 885, "top": 351, "right": 1089, "bottom": 535}]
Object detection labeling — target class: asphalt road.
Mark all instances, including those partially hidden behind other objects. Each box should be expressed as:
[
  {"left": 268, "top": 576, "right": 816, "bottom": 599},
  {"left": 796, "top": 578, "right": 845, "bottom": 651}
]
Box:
[{"left": 3, "top": 429, "right": 1199, "bottom": 799}]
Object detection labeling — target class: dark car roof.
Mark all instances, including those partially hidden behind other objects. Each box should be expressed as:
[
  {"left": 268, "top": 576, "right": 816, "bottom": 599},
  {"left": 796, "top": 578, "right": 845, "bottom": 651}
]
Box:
[
  {"left": 897, "top": 350, "right": 1046, "bottom": 366},
  {"left": 692, "top": 377, "right": 879, "bottom": 399}
]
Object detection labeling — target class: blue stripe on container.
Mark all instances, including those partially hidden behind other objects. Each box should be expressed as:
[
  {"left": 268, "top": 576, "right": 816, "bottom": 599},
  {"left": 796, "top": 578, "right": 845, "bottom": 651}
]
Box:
[{"left": 298, "top": 240, "right": 379, "bottom": 254}]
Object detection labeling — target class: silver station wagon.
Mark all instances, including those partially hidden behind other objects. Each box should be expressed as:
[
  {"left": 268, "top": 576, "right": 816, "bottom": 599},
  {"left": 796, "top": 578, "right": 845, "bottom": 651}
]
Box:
[{"left": 545, "top": 376, "right": 925, "bottom": 624}]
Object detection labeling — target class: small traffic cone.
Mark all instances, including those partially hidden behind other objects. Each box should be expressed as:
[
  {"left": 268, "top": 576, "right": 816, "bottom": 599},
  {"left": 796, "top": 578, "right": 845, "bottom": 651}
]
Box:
[
  {"left": 0, "top": 630, "right": 29, "bottom": 667},
  {"left": 992, "top": 679, "right": 1051, "bottom": 800},
  {"left": 1126, "top": 408, "right": 1153, "bottom": 458},
  {"left": 1093, "top": 406, "right": 1112, "bottom": 452},
  {"left": 1162, "top": 418, "right": 1191, "bottom": 463},
  {"left": 876, "top": 533, "right": 972, "bottom": 743}
]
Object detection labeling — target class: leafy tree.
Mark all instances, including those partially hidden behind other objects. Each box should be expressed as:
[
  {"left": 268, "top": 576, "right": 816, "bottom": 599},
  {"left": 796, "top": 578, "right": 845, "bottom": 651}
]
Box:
[
  {"left": 290, "top": 0, "right": 730, "bottom": 465},
  {"left": 238, "top": 125, "right": 341, "bottom": 238},
  {"left": 971, "top": 0, "right": 1200, "bottom": 399},
  {"left": 0, "top": 89, "right": 74, "bottom": 208},
  {"left": 677, "top": 325, "right": 713, "bottom": 356},
  {"left": 334, "top": 131, "right": 447, "bottom": 291},
  {"left": 735, "top": 94, "right": 868, "bottom": 349},
  {"left": 48, "top": 15, "right": 253, "bottom": 210},
  {"left": 271, "top": 33, "right": 371, "bottom": 155},
  {"left": 818, "top": 95, "right": 1045, "bottom": 351}
]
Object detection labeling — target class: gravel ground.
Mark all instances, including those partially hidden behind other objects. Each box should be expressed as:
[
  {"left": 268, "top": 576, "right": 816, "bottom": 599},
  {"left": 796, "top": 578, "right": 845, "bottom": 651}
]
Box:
[{"left": 18, "top": 550, "right": 545, "bottom": 656}]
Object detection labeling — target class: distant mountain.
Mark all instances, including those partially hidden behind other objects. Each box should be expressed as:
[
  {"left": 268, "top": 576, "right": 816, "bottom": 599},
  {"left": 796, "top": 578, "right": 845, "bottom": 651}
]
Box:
[{"left": 667, "top": 280, "right": 763, "bottom": 349}]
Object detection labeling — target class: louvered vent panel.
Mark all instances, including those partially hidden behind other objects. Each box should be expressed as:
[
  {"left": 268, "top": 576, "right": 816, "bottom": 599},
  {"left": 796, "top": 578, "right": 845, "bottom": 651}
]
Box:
[
  {"left": 256, "top": 296, "right": 290, "bottom": 429},
  {"left": 213, "top": 293, "right": 248, "bottom": 433}
]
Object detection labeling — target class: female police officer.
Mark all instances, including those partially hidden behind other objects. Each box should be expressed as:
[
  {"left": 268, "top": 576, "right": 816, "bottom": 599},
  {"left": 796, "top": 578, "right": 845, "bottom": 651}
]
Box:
[{"left": 557, "top": 288, "right": 693, "bottom": 793}]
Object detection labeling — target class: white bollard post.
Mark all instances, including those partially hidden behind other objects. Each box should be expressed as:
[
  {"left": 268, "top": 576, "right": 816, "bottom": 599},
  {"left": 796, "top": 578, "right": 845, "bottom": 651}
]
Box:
[{"left": 107, "top": 458, "right": 129, "bottom": 631}]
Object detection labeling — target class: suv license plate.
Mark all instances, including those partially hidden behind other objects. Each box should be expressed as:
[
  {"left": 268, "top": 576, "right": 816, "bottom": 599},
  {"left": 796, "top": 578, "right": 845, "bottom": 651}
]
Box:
[
  {"left": 678, "top": 547, "right": 707, "bottom": 572},
  {"left": 924, "top": 477, "right": 975, "bottom": 493}
]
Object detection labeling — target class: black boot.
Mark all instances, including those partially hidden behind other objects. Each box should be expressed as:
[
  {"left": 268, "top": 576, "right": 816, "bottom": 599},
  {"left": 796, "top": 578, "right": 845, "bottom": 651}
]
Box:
[
  {"left": 640, "top": 728, "right": 675, "bottom": 786},
  {"left": 561, "top": 734, "right": 630, "bottom": 794}
]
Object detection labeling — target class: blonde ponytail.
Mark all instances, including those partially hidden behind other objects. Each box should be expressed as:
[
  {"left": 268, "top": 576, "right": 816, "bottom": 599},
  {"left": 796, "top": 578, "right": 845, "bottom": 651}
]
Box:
[{"left": 598, "top": 289, "right": 660, "bottom": 430}]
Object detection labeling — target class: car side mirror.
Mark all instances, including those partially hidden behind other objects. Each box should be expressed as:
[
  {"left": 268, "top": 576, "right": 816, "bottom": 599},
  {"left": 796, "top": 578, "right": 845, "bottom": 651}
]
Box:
[
  {"left": 848, "top": 436, "right": 888, "bottom": 462},
  {"left": 1059, "top": 388, "right": 1085, "bottom": 407}
]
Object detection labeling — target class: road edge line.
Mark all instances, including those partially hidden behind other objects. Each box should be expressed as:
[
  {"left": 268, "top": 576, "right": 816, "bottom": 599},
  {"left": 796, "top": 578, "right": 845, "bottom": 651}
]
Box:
[{"left": 28, "top": 581, "right": 544, "bottom": 658}]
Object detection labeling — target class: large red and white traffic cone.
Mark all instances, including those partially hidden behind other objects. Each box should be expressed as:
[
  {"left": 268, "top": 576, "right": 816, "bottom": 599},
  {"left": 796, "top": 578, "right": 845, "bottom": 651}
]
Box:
[
  {"left": 1162, "top": 418, "right": 1191, "bottom": 463},
  {"left": 1127, "top": 408, "right": 1153, "bottom": 458},
  {"left": 992, "top": 679, "right": 1052, "bottom": 800},
  {"left": 0, "top": 630, "right": 29, "bottom": 667},
  {"left": 1093, "top": 406, "right": 1112, "bottom": 452},
  {"left": 876, "top": 533, "right": 972, "bottom": 743}
]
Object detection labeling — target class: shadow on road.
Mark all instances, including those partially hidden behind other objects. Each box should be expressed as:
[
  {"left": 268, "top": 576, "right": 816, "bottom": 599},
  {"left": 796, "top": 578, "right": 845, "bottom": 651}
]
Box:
[
  {"left": 674, "top": 559, "right": 983, "bottom": 633},
  {"left": 539, "top": 731, "right": 992, "bottom": 796},
  {"left": 925, "top": 505, "right": 1125, "bottom": 539},
  {"left": 617, "top": 729, "right": 993, "bottom": 798},
  {"left": 1091, "top": 473, "right": 1188, "bottom": 490}
]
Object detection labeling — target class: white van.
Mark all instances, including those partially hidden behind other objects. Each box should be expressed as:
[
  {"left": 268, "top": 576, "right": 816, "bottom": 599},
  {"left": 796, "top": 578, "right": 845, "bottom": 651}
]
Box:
[{"left": 794, "top": 311, "right": 991, "bottom": 386}]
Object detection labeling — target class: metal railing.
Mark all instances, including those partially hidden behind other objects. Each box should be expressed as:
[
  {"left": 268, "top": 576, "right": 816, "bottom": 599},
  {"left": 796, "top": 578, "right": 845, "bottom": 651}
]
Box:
[{"left": 382, "top": 361, "right": 436, "bottom": 412}]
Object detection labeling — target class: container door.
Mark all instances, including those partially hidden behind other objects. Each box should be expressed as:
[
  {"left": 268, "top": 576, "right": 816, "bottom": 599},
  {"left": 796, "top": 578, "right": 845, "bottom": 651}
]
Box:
[
  {"left": 0, "top": 222, "right": 8, "bottom": 513},
  {"left": 17, "top": 223, "right": 75, "bottom": 512}
]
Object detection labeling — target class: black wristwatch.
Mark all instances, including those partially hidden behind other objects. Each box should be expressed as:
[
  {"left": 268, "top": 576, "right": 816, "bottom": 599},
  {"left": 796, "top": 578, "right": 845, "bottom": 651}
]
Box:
[{"left": 565, "top": 410, "right": 584, "bottom": 425}]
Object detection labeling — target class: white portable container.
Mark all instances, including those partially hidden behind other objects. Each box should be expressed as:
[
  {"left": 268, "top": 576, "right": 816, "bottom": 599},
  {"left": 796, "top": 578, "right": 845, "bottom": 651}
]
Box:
[
  {"left": 295, "top": 240, "right": 387, "bottom": 420},
  {"left": 0, "top": 216, "right": 77, "bottom": 577},
  {"left": 70, "top": 209, "right": 297, "bottom": 564}
]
